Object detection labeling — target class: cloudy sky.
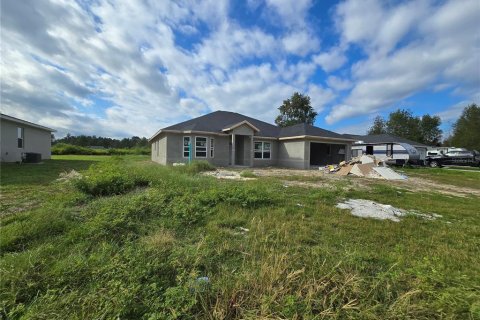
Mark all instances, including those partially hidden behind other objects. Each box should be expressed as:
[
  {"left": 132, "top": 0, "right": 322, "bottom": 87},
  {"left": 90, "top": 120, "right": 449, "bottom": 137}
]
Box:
[{"left": 1, "top": 0, "right": 479, "bottom": 138}]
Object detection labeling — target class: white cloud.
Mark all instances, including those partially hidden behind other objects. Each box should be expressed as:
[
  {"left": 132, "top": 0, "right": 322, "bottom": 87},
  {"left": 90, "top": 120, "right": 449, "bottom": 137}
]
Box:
[
  {"left": 282, "top": 30, "right": 320, "bottom": 57},
  {"left": 326, "top": 0, "right": 480, "bottom": 124},
  {"left": 312, "top": 47, "right": 347, "bottom": 72},
  {"left": 327, "top": 76, "right": 352, "bottom": 91},
  {"left": 307, "top": 85, "right": 336, "bottom": 113},
  {"left": 265, "top": 0, "right": 313, "bottom": 28},
  {"left": 1, "top": 0, "right": 477, "bottom": 138},
  {"left": 436, "top": 101, "right": 474, "bottom": 123}
]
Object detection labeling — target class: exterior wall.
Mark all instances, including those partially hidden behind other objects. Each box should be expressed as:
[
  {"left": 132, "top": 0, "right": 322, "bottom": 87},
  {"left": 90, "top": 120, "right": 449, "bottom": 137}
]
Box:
[
  {"left": 151, "top": 134, "right": 167, "bottom": 165},
  {"left": 163, "top": 133, "right": 230, "bottom": 166},
  {"left": 277, "top": 140, "right": 308, "bottom": 169},
  {"left": 1, "top": 119, "right": 52, "bottom": 162},
  {"left": 252, "top": 138, "right": 278, "bottom": 167}
]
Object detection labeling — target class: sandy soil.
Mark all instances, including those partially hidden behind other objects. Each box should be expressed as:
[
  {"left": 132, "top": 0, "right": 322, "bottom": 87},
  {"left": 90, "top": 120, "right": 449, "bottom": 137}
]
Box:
[{"left": 250, "top": 167, "right": 480, "bottom": 198}]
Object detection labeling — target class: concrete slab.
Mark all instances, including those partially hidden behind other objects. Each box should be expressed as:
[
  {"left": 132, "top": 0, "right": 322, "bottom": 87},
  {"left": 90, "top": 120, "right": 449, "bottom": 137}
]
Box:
[{"left": 372, "top": 167, "right": 407, "bottom": 180}]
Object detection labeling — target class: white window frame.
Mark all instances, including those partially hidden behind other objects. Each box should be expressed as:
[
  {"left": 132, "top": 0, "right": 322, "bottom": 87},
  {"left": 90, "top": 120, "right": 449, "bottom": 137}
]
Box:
[
  {"left": 195, "top": 136, "right": 207, "bottom": 158},
  {"left": 386, "top": 143, "right": 393, "bottom": 157},
  {"left": 183, "top": 136, "right": 191, "bottom": 158},
  {"left": 17, "top": 127, "right": 24, "bottom": 149},
  {"left": 210, "top": 138, "right": 214, "bottom": 158},
  {"left": 254, "top": 141, "right": 271, "bottom": 160}
]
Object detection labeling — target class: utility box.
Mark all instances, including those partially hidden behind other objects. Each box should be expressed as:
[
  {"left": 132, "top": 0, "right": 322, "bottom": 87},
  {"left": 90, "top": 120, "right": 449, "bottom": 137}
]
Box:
[{"left": 23, "top": 152, "right": 42, "bottom": 163}]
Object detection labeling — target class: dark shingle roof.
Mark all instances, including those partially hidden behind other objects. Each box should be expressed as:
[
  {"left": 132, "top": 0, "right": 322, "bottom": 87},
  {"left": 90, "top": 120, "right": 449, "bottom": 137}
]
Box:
[
  {"left": 279, "top": 123, "right": 350, "bottom": 139},
  {"left": 343, "top": 133, "right": 428, "bottom": 147},
  {"left": 162, "top": 111, "right": 280, "bottom": 137},
  {"left": 156, "top": 110, "right": 352, "bottom": 140}
]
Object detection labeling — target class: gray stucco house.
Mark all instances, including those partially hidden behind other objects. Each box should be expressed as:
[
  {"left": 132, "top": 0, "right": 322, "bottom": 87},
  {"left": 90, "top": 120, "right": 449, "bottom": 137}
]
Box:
[
  {"left": 149, "top": 111, "right": 355, "bottom": 169},
  {"left": 0, "top": 114, "right": 56, "bottom": 162}
]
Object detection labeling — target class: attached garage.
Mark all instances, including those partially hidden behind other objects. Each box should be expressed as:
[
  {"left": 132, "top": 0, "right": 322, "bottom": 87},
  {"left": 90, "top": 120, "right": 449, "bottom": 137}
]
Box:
[{"left": 309, "top": 142, "right": 347, "bottom": 166}]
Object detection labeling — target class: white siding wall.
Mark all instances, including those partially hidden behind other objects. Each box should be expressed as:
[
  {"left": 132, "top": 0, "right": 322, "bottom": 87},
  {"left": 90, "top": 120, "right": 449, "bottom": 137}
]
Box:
[{"left": 1, "top": 119, "right": 52, "bottom": 162}]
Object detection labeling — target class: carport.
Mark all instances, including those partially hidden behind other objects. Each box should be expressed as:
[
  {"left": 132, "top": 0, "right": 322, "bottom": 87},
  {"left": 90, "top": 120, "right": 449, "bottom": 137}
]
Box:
[{"left": 310, "top": 142, "right": 346, "bottom": 166}]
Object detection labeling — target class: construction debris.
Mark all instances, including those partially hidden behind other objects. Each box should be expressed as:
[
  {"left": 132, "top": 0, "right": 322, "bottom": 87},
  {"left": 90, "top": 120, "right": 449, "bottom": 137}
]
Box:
[
  {"left": 322, "top": 155, "right": 407, "bottom": 180},
  {"left": 57, "top": 170, "right": 82, "bottom": 182},
  {"left": 202, "top": 169, "right": 256, "bottom": 181},
  {"left": 336, "top": 199, "right": 442, "bottom": 222}
]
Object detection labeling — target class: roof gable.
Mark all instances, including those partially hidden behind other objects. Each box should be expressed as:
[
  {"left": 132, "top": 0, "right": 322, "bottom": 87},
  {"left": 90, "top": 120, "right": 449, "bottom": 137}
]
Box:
[
  {"left": 222, "top": 120, "right": 260, "bottom": 132},
  {"left": 0, "top": 113, "right": 56, "bottom": 132},
  {"left": 158, "top": 111, "right": 280, "bottom": 138}
]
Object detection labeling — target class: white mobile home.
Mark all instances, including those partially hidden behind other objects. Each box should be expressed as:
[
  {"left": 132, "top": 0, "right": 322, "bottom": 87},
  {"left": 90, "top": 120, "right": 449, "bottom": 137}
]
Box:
[
  {"left": 344, "top": 134, "right": 428, "bottom": 165},
  {"left": 0, "top": 114, "right": 56, "bottom": 162}
]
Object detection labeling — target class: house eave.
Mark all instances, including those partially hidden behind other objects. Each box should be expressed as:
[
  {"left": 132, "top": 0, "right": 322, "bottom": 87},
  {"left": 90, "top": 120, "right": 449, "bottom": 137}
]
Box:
[
  {"left": 279, "top": 135, "right": 356, "bottom": 142},
  {"left": 149, "top": 129, "right": 231, "bottom": 142}
]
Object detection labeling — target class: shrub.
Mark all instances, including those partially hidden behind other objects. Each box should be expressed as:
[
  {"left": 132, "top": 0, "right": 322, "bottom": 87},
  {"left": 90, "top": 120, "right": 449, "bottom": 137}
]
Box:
[
  {"left": 240, "top": 170, "right": 256, "bottom": 178},
  {"left": 199, "top": 183, "right": 274, "bottom": 208},
  {"left": 73, "top": 162, "right": 149, "bottom": 197},
  {"left": 174, "top": 161, "right": 216, "bottom": 174},
  {"left": 52, "top": 143, "right": 150, "bottom": 155}
]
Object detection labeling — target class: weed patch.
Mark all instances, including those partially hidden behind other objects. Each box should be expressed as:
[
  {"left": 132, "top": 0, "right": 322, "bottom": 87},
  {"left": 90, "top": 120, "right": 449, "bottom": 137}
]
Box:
[{"left": 73, "top": 161, "right": 149, "bottom": 196}]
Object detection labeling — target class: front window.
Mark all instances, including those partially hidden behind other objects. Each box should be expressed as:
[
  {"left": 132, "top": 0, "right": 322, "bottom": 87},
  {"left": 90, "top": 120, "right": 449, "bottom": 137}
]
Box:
[
  {"left": 254, "top": 141, "right": 271, "bottom": 159},
  {"left": 183, "top": 136, "right": 191, "bottom": 158},
  {"left": 195, "top": 137, "right": 207, "bottom": 158},
  {"left": 17, "top": 127, "right": 24, "bottom": 148},
  {"left": 210, "top": 138, "right": 214, "bottom": 158}
]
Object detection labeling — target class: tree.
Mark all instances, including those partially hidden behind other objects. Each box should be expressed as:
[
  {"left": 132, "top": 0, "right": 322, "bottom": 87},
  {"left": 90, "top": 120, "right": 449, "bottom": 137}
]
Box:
[
  {"left": 275, "top": 92, "right": 317, "bottom": 127},
  {"left": 448, "top": 103, "right": 480, "bottom": 151},
  {"left": 386, "top": 109, "right": 422, "bottom": 142},
  {"left": 420, "top": 114, "right": 442, "bottom": 146},
  {"left": 368, "top": 109, "right": 443, "bottom": 145},
  {"left": 367, "top": 116, "right": 387, "bottom": 134}
]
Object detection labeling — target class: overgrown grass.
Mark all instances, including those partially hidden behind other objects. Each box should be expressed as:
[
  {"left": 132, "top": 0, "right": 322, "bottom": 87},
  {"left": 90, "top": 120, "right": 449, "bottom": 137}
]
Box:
[
  {"left": 1, "top": 156, "right": 479, "bottom": 319},
  {"left": 52, "top": 143, "right": 150, "bottom": 155},
  {"left": 401, "top": 166, "right": 480, "bottom": 189},
  {"left": 240, "top": 170, "right": 256, "bottom": 178}
]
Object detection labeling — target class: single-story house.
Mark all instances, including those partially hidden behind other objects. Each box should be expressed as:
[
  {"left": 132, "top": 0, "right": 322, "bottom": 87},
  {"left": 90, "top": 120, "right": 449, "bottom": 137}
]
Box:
[
  {"left": 0, "top": 113, "right": 56, "bottom": 162},
  {"left": 149, "top": 111, "right": 355, "bottom": 169},
  {"left": 343, "top": 133, "right": 428, "bottom": 165}
]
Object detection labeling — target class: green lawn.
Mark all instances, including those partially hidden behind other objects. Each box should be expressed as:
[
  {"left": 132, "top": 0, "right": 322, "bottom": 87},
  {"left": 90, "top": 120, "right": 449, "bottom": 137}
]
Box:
[
  {"left": 401, "top": 166, "right": 480, "bottom": 189},
  {"left": 1, "top": 156, "right": 479, "bottom": 319}
]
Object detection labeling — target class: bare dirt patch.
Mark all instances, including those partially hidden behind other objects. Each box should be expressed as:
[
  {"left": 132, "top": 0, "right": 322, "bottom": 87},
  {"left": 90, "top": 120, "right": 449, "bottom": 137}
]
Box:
[
  {"left": 202, "top": 169, "right": 256, "bottom": 181},
  {"left": 250, "top": 167, "right": 480, "bottom": 197}
]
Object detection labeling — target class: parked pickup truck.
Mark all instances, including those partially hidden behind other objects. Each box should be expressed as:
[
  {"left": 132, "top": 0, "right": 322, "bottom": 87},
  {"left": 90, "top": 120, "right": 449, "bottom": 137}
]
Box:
[{"left": 425, "top": 150, "right": 480, "bottom": 167}]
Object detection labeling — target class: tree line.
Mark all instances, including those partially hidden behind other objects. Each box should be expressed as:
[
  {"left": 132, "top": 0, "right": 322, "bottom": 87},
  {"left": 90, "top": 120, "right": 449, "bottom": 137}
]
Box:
[
  {"left": 54, "top": 134, "right": 149, "bottom": 149},
  {"left": 275, "top": 92, "right": 479, "bottom": 150}
]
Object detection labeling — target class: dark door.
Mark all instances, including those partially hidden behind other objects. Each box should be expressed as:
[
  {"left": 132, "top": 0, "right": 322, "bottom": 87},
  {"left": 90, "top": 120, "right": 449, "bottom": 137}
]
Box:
[
  {"left": 235, "top": 136, "right": 244, "bottom": 165},
  {"left": 366, "top": 145, "right": 374, "bottom": 155}
]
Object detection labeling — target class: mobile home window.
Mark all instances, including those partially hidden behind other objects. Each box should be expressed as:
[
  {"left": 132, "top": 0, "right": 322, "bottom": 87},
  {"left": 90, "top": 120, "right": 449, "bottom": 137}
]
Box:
[
  {"left": 195, "top": 137, "right": 207, "bottom": 158},
  {"left": 210, "top": 138, "right": 214, "bottom": 158},
  {"left": 386, "top": 144, "right": 393, "bottom": 157},
  {"left": 17, "top": 127, "right": 24, "bottom": 148},
  {"left": 183, "top": 136, "right": 191, "bottom": 158},
  {"left": 254, "top": 141, "right": 271, "bottom": 159}
]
